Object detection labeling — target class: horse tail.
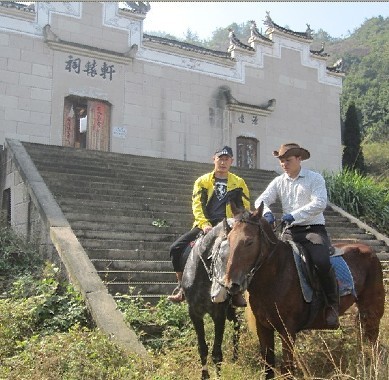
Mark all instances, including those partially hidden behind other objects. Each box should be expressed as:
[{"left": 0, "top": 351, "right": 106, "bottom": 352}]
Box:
[{"left": 345, "top": 243, "right": 385, "bottom": 343}]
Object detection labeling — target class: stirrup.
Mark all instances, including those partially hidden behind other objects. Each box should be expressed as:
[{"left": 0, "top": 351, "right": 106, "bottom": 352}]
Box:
[
  {"left": 167, "top": 286, "right": 185, "bottom": 303},
  {"left": 325, "top": 305, "right": 339, "bottom": 328}
]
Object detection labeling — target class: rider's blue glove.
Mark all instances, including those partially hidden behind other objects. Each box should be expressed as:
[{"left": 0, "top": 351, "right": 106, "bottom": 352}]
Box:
[
  {"left": 263, "top": 212, "right": 275, "bottom": 225},
  {"left": 281, "top": 214, "right": 295, "bottom": 224}
]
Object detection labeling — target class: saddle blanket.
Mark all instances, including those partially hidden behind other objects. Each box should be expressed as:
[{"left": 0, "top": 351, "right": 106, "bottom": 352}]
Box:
[{"left": 291, "top": 242, "right": 356, "bottom": 303}]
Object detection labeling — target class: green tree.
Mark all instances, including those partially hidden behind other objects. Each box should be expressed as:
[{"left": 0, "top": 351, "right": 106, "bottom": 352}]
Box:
[
  {"left": 342, "top": 103, "right": 365, "bottom": 172},
  {"left": 182, "top": 28, "right": 202, "bottom": 45}
]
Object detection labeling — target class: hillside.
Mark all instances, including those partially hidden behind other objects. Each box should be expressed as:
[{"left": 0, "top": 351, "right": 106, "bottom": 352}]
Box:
[{"left": 320, "top": 16, "right": 389, "bottom": 142}]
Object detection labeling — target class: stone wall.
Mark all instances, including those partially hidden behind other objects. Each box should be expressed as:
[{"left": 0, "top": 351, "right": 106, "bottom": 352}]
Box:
[
  {"left": 0, "top": 145, "right": 54, "bottom": 259},
  {"left": 0, "top": 2, "right": 343, "bottom": 173}
]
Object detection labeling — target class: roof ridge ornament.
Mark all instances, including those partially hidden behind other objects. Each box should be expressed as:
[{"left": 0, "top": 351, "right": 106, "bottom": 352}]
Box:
[
  {"left": 249, "top": 20, "right": 272, "bottom": 44},
  {"left": 228, "top": 28, "right": 255, "bottom": 53},
  {"left": 122, "top": 1, "right": 150, "bottom": 14},
  {"left": 264, "top": 10, "right": 313, "bottom": 41},
  {"left": 263, "top": 11, "right": 274, "bottom": 29},
  {"left": 327, "top": 58, "right": 344, "bottom": 73},
  {"left": 310, "top": 42, "right": 329, "bottom": 57},
  {"left": 306, "top": 24, "right": 313, "bottom": 39}
]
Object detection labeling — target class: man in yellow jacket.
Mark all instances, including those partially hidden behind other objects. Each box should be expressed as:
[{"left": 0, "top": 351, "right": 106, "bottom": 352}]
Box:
[{"left": 168, "top": 146, "right": 250, "bottom": 305}]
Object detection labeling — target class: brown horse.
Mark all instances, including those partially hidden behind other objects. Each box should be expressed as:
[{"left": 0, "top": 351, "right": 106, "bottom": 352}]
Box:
[{"left": 224, "top": 202, "right": 385, "bottom": 379}]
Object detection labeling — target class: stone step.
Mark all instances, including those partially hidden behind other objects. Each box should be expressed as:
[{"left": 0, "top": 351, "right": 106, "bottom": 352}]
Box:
[
  {"left": 76, "top": 230, "right": 177, "bottom": 242},
  {"left": 81, "top": 238, "right": 173, "bottom": 251},
  {"left": 92, "top": 259, "right": 172, "bottom": 271},
  {"left": 86, "top": 249, "right": 170, "bottom": 261},
  {"left": 99, "top": 270, "right": 176, "bottom": 283},
  {"left": 70, "top": 219, "right": 186, "bottom": 230},
  {"left": 59, "top": 197, "right": 193, "bottom": 214},
  {"left": 105, "top": 281, "right": 177, "bottom": 296},
  {"left": 65, "top": 210, "right": 193, "bottom": 225}
]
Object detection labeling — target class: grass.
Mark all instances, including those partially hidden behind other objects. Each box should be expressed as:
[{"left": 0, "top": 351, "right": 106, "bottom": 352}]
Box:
[{"left": 117, "top": 295, "right": 389, "bottom": 380}]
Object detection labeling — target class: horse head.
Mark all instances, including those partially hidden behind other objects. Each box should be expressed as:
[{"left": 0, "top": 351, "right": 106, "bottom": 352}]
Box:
[{"left": 225, "top": 201, "right": 277, "bottom": 295}]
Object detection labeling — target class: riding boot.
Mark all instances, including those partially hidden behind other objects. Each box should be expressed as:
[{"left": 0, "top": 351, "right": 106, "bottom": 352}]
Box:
[
  {"left": 168, "top": 272, "right": 185, "bottom": 303},
  {"left": 319, "top": 266, "right": 339, "bottom": 328},
  {"left": 231, "top": 291, "right": 247, "bottom": 307}
]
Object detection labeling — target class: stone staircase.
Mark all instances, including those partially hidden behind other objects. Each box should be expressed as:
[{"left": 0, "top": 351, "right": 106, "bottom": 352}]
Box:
[{"left": 22, "top": 142, "right": 389, "bottom": 303}]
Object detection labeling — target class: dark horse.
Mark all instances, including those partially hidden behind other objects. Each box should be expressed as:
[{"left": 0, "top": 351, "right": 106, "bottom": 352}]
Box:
[
  {"left": 181, "top": 221, "right": 240, "bottom": 380},
  {"left": 224, "top": 202, "right": 385, "bottom": 379}
]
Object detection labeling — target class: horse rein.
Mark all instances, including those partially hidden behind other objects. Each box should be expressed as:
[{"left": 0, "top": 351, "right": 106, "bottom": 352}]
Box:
[
  {"left": 196, "top": 232, "right": 225, "bottom": 282},
  {"left": 233, "top": 212, "right": 281, "bottom": 287}
]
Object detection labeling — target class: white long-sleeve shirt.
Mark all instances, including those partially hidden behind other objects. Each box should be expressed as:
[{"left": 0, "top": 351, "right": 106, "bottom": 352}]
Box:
[{"left": 254, "top": 168, "right": 327, "bottom": 226}]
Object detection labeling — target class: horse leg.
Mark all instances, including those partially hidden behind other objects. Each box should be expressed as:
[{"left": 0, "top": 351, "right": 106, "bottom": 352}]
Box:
[
  {"left": 211, "top": 312, "right": 227, "bottom": 377},
  {"left": 190, "top": 312, "right": 210, "bottom": 380},
  {"left": 355, "top": 259, "right": 385, "bottom": 344},
  {"left": 356, "top": 292, "right": 385, "bottom": 344},
  {"left": 226, "top": 305, "right": 241, "bottom": 361},
  {"left": 257, "top": 324, "right": 275, "bottom": 379}
]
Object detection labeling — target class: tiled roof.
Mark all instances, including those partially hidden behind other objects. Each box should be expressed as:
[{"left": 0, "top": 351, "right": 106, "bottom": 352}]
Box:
[
  {"left": 228, "top": 28, "right": 255, "bottom": 51},
  {"left": 0, "top": 1, "right": 35, "bottom": 12},
  {"left": 327, "top": 58, "right": 344, "bottom": 73},
  {"left": 310, "top": 42, "right": 330, "bottom": 57},
  {"left": 143, "top": 33, "right": 232, "bottom": 59},
  {"left": 249, "top": 21, "right": 273, "bottom": 44},
  {"left": 118, "top": 1, "right": 150, "bottom": 15},
  {"left": 264, "top": 11, "right": 313, "bottom": 40}
]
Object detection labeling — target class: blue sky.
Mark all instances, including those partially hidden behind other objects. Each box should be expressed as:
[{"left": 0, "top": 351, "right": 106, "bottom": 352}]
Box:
[{"left": 141, "top": 1, "right": 389, "bottom": 39}]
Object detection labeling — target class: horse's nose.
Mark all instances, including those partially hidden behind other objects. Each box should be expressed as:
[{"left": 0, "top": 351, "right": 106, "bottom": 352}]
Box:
[{"left": 228, "top": 283, "right": 241, "bottom": 296}]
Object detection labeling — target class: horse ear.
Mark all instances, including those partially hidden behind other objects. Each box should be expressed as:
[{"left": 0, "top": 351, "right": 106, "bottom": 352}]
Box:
[
  {"left": 229, "top": 199, "right": 240, "bottom": 216},
  {"left": 256, "top": 201, "right": 264, "bottom": 217},
  {"left": 223, "top": 218, "right": 232, "bottom": 235}
]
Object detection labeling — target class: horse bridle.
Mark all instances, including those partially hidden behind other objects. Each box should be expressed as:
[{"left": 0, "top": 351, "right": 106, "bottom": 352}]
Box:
[{"left": 233, "top": 211, "right": 281, "bottom": 287}]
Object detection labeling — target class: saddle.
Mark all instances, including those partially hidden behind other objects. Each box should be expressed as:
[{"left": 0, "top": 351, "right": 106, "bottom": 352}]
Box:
[{"left": 289, "top": 240, "right": 356, "bottom": 303}]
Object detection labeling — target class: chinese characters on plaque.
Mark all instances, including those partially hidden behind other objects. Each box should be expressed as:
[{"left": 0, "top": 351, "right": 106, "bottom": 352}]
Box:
[
  {"left": 238, "top": 113, "right": 259, "bottom": 126},
  {"left": 65, "top": 55, "right": 116, "bottom": 81}
]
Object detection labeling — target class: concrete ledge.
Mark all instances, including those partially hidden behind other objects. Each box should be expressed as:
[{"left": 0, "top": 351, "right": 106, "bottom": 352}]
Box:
[
  {"left": 50, "top": 227, "right": 147, "bottom": 357},
  {"left": 328, "top": 201, "right": 389, "bottom": 260}
]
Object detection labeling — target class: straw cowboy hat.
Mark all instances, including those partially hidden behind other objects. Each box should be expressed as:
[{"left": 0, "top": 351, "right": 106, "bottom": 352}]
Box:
[{"left": 272, "top": 143, "right": 310, "bottom": 160}]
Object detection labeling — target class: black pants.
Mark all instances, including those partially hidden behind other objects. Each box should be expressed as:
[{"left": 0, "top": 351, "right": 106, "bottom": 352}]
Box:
[
  {"left": 169, "top": 227, "right": 202, "bottom": 272},
  {"left": 282, "top": 225, "right": 332, "bottom": 274}
]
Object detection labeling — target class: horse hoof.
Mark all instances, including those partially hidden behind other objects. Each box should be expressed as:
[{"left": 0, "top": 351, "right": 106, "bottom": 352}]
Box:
[{"left": 201, "top": 369, "right": 210, "bottom": 379}]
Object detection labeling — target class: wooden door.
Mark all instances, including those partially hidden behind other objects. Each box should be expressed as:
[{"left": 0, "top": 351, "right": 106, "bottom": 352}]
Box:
[
  {"left": 237, "top": 137, "right": 258, "bottom": 169},
  {"left": 87, "top": 100, "right": 110, "bottom": 151},
  {"left": 63, "top": 98, "right": 76, "bottom": 147}
]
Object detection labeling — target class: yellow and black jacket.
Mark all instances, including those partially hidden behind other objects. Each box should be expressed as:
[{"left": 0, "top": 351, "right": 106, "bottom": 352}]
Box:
[{"left": 192, "top": 171, "right": 250, "bottom": 229}]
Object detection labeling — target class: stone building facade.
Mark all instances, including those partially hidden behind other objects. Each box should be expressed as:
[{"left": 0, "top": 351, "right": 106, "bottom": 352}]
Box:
[{"left": 0, "top": 1, "right": 343, "bottom": 173}]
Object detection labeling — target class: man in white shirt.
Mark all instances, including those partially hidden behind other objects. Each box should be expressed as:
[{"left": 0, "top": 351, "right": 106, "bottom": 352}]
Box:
[{"left": 254, "top": 143, "right": 339, "bottom": 328}]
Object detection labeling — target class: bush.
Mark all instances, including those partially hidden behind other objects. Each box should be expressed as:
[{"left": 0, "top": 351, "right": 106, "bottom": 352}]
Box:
[
  {"left": 117, "top": 290, "right": 192, "bottom": 351},
  {"left": 0, "top": 226, "right": 43, "bottom": 289},
  {"left": 324, "top": 169, "right": 389, "bottom": 234}
]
